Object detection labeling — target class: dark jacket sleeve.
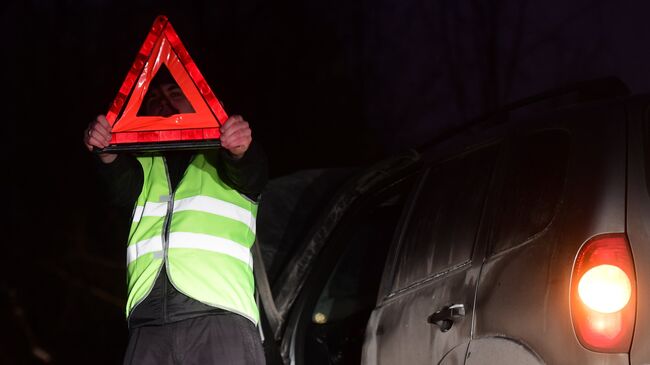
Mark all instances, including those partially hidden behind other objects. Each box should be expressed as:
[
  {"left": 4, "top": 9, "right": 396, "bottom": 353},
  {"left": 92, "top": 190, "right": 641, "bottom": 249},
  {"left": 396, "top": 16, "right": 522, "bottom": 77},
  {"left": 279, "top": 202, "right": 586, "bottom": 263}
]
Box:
[
  {"left": 95, "top": 154, "right": 144, "bottom": 207},
  {"left": 216, "top": 141, "right": 269, "bottom": 202}
]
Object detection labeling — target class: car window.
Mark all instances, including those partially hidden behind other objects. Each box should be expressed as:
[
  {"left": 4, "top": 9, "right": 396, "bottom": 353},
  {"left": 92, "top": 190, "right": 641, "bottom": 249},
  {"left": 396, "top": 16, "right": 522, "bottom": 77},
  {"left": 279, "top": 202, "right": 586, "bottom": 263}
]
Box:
[
  {"left": 392, "top": 145, "right": 498, "bottom": 291},
  {"left": 490, "top": 129, "right": 570, "bottom": 254},
  {"left": 311, "top": 195, "right": 403, "bottom": 322},
  {"left": 303, "top": 178, "right": 415, "bottom": 365}
]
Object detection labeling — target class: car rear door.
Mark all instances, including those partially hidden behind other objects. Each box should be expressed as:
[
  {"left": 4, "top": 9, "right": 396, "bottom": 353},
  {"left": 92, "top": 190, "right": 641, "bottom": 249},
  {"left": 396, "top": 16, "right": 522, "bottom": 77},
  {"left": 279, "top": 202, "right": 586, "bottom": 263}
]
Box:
[{"left": 363, "top": 140, "right": 501, "bottom": 365}]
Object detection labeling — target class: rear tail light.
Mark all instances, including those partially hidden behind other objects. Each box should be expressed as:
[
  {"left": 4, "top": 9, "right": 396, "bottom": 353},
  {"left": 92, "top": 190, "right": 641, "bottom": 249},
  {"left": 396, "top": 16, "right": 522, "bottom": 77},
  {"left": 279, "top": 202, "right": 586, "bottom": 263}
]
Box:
[{"left": 571, "top": 234, "right": 636, "bottom": 352}]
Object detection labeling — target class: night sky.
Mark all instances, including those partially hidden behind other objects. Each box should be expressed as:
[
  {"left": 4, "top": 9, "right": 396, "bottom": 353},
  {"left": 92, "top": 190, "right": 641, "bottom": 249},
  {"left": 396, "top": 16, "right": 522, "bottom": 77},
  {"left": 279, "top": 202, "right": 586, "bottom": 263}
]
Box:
[{"left": 5, "top": 0, "right": 650, "bottom": 363}]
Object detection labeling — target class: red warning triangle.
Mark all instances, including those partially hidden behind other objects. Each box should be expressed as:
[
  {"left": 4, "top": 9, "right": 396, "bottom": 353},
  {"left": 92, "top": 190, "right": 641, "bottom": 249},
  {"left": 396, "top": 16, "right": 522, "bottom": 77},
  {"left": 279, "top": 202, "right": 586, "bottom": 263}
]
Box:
[{"left": 106, "top": 15, "right": 227, "bottom": 146}]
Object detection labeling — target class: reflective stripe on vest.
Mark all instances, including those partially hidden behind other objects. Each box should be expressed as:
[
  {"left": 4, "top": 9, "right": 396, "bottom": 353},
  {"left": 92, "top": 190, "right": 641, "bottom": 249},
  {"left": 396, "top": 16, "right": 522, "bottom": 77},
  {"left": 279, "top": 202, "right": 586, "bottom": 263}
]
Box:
[
  {"left": 133, "top": 195, "right": 256, "bottom": 233},
  {"left": 125, "top": 152, "right": 259, "bottom": 324}
]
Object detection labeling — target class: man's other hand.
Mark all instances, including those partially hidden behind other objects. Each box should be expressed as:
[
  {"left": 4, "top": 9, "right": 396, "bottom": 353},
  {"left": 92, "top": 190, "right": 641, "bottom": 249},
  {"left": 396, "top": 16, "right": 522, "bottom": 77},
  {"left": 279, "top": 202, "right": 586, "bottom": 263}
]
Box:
[
  {"left": 84, "top": 115, "right": 117, "bottom": 164},
  {"left": 220, "top": 115, "right": 252, "bottom": 159}
]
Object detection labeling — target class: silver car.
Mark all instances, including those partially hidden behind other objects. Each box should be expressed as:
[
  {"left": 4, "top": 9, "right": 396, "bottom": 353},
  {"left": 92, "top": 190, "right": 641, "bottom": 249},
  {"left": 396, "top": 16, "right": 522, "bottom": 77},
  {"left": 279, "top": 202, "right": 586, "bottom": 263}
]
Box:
[{"left": 257, "top": 77, "right": 647, "bottom": 365}]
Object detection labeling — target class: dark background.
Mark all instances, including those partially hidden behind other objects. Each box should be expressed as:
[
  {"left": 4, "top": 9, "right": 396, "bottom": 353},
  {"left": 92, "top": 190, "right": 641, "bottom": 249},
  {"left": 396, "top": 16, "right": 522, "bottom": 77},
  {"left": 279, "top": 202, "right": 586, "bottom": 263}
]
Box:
[{"left": 4, "top": 0, "right": 650, "bottom": 363}]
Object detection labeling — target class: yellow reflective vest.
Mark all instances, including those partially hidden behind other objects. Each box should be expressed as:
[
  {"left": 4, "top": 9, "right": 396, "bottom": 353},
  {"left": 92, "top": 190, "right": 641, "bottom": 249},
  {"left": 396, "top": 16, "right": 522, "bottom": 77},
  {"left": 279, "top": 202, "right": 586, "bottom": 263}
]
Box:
[{"left": 125, "top": 152, "right": 259, "bottom": 324}]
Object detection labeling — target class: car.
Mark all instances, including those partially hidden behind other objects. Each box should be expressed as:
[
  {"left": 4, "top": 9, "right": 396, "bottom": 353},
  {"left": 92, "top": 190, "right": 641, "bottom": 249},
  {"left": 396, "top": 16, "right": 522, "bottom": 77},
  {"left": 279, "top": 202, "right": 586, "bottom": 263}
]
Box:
[{"left": 255, "top": 77, "right": 650, "bottom": 364}]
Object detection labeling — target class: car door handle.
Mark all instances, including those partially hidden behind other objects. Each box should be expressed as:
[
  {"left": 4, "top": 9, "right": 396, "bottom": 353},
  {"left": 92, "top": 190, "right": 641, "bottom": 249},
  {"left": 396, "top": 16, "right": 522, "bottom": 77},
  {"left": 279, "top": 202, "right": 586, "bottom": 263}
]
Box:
[{"left": 427, "top": 304, "right": 465, "bottom": 332}]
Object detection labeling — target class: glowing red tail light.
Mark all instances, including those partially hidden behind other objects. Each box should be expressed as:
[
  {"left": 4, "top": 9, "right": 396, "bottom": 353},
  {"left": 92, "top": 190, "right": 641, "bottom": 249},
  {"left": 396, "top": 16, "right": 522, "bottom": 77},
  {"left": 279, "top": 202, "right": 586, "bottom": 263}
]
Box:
[{"left": 571, "top": 234, "right": 636, "bottom": 352}]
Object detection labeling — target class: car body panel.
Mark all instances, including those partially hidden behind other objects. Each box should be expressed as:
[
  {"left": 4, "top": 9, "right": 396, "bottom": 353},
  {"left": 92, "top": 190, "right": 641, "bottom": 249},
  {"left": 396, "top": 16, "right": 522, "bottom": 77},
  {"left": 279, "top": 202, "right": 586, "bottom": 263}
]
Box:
[
  {"left": 363, "top": 265, "right": 479, "bottom": 364},
  {"left": 472, "top": 102, "right": 628, "bottom": 364}
]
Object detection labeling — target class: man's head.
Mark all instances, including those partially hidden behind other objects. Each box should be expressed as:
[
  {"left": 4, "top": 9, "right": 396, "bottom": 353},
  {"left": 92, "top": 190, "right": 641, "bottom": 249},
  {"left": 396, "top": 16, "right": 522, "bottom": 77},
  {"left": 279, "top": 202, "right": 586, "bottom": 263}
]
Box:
[{"left": 140, "top": 69, "right": 195, "bottom": 117}]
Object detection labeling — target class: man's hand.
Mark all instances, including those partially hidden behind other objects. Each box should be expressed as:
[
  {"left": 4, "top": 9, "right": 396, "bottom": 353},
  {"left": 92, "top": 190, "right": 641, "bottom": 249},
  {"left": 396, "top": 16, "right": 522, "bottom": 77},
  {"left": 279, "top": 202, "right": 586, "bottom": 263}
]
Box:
[
  {"left": 220, "top": 115, "right": 252, "bottom": 159},
  {"left": 84, "top": 115, "right": 117, "bottom": 164}
]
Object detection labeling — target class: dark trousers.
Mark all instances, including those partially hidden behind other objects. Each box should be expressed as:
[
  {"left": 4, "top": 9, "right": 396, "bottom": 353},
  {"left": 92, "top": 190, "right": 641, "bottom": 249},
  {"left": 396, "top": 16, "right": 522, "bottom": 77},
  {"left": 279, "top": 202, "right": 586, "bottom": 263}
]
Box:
[{"left": 123, "top": 314, "right": 266, "bottom": 365}]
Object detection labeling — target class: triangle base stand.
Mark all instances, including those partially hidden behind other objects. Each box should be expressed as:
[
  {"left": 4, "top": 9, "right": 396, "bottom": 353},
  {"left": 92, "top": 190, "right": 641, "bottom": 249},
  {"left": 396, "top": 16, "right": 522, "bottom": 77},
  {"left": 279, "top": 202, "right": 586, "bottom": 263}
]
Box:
[{"left": 94, "top": 139, "right": 221, "bottom": 154}]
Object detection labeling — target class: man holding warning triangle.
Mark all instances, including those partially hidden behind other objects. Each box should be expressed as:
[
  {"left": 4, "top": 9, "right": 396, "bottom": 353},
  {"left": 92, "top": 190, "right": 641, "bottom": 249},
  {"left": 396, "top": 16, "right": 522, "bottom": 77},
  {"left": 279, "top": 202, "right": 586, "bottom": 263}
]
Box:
[{"left": 84, "top": 72, "right": 268, "bottom": 364}]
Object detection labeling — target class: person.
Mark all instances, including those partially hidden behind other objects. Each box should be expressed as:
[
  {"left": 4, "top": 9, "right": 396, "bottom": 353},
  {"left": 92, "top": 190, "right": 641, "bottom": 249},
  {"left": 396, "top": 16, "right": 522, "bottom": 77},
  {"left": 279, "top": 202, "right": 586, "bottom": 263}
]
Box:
[{"left": 83, "top": 76, "right": 268, "bottom": 364}]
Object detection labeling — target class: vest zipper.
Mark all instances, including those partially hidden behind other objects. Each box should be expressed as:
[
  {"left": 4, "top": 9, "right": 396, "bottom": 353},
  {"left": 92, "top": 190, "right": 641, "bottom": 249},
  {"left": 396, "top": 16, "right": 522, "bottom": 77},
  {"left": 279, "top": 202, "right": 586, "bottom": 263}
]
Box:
[
  {"left": 161, "top": 155, "right": 175, "bottom": 324},
  {"left": 126, "top": 156, "right": 175, "bottom": 328}
]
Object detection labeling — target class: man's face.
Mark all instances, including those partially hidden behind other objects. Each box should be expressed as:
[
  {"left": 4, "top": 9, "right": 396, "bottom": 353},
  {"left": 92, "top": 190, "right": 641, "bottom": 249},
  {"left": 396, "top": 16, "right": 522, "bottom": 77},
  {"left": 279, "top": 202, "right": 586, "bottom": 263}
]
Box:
[{"left": 143, "top": 83, "right": 194, "bottom": 117}]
